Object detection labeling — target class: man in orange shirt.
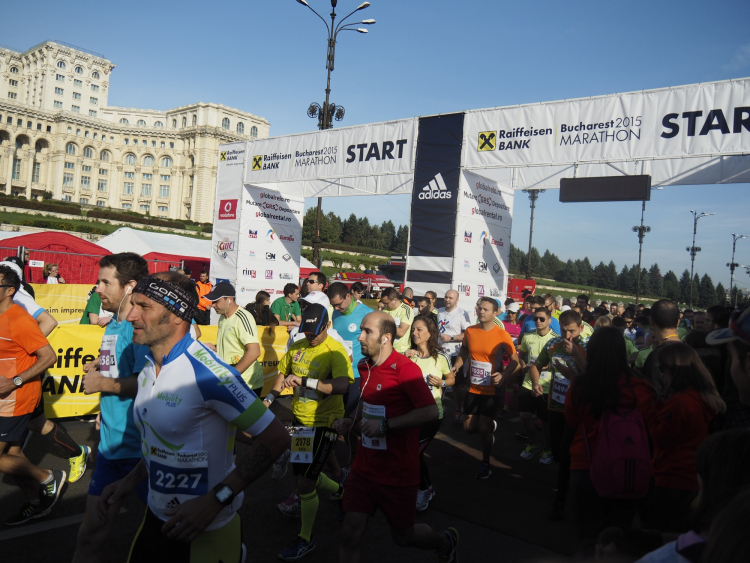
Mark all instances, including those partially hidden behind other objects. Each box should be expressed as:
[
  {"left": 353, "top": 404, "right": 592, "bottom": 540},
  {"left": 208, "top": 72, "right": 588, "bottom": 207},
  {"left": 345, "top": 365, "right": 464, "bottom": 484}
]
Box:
[
  {"left": 449, "top": 297, "right": 519, "bottom": 479},
  {"left": 0, "top": 264, "right": 64, "bottom": 525},
  {"left": 194, "top": 270, "right": 212, "bottom": 325}
]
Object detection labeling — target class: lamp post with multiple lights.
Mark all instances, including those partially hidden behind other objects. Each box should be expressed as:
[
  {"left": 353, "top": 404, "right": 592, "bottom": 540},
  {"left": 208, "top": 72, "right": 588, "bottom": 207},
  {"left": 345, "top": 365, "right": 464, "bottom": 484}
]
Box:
[
  {"left": 686, "top": 210, "right": 714, "bottom": 308},
  {"left": 728, "top": 233, "right": 749, "bottom": 304}
]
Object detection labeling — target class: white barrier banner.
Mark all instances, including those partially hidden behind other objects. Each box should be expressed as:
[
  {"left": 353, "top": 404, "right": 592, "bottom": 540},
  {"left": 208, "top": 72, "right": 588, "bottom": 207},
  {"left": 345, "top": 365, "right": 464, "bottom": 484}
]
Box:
[{"left": 211, "top": 141, "right": 247, "bottom": 284}]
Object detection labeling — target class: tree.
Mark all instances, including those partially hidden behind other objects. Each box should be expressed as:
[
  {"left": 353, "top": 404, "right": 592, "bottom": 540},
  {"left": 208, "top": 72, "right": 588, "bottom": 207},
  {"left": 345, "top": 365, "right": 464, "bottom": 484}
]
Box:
[
  {"left": 509, "top": 245, "right": 525, "bottom": 274},
  {"left": 579, "top": 257, "right": 594, "bottom": 286},
  {"left": 381, "top": 220, "right": 396, "bottom": 251},
  {"left": 679, "top": 270, "right": 692, "bottom": 304},
  {"left": 341, "top": 213, "right": 360, "bottom": 245},
  {"left": 715, "top": 282, "right": 727, "bottom": 305},
  {"left": 648, "top": 264, "right": 664, "bottom": 297},
  {"left": 393, "top": 225, "right": 409, "bottom": 254},
  {"left": 605, "top": 261, "right": 619, "bottom": 290},
  {"left": 321, "top": 211, "right": 342, "bottom": 243},
  {"left": 692, "top": 273, "right": 701, "bottom": 306},
  {"left": 541, "top": 250, "right": 563, "bottom": 280},
  {"left": 663, "top": 271, "right": 680, "bottom": 301},
  {"left": 698, "top": 274, "right": 717, "bottom": 309},
  {"left": 523, "top": 247, "right": 544, "bottom": 277}
]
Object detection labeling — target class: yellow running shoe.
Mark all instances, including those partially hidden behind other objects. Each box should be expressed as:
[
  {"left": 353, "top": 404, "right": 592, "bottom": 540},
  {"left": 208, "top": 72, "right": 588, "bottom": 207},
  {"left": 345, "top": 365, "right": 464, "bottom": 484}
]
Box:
[{"left": 68, "top": 445, "right": 91, "bottom": 483}]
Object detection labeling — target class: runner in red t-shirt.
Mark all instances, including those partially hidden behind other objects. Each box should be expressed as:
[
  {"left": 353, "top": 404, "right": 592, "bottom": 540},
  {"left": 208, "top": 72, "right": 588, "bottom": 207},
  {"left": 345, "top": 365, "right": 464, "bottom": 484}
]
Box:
[{"left": 333, "top": 311, "right": 458, "bottom": 563}]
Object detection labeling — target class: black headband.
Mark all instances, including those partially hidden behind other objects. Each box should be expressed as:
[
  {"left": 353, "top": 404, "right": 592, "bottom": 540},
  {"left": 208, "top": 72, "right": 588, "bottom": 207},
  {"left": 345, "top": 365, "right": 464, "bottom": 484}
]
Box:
[{"left": 133, "top": 276, "right": 197, "bottom": 322}]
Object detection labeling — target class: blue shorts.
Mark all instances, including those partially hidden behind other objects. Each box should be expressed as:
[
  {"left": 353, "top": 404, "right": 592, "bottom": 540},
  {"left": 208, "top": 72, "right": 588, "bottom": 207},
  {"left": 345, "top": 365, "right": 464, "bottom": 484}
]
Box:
[{"left": 88, "top": 451, "right": 148, "bottom": 503}]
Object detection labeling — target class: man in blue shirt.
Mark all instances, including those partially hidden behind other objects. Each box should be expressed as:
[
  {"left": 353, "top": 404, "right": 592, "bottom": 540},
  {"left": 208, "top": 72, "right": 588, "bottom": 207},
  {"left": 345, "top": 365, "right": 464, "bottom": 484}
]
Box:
[
  {"left": 72, "top": 253, "right": 150, "bottom": 563},
  {"left": 520, "top": 296, "right": 560, "bottom": 340}
]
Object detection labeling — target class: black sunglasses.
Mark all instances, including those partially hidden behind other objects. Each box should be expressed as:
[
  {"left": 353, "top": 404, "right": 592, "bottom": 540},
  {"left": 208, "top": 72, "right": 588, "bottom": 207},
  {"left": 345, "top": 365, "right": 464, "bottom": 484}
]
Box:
[
  {"left": 305, "top": 278, "right": 321, "bottom": 284},
  {"left": 533, "top": 316, "right": 548, "bottom": 322}
]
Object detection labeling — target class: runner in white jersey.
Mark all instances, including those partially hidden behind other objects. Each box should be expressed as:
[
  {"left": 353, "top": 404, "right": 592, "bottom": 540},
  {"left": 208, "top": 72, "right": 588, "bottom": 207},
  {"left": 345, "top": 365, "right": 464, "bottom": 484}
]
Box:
[
  {"left": 437, "top": 290, "right": 471, "bottom": 424},
  {"left": 97, "top": 272, "right": 290, "bottom": 563}
]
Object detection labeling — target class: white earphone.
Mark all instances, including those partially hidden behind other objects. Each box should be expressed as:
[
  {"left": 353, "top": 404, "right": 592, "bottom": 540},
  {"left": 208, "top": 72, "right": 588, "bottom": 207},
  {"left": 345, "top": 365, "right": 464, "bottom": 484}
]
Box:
[{"left": 125, "top": 286, "right": 131, "bottom": 295}]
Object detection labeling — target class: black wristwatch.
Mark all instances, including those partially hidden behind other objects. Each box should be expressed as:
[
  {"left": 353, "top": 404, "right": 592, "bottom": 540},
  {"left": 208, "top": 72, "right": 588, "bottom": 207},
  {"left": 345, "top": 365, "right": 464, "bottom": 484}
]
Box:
[
  {"left": 13, "top": 376, "right": 23, "bottom": 387},
  {"left": 213, "top": 483, "right": 235, "bottom": 506}
]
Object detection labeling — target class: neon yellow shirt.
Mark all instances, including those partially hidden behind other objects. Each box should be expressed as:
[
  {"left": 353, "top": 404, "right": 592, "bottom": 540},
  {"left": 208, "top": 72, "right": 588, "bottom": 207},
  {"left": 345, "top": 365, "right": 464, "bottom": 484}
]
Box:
[
  {"left": 519, "top": 330, "right": 558, "bottom": 393},
  {"left": 278, "top": 335, "right": 354, "bottom": 427},
  {"left": 387, "top": 302, "right": 413, "bottom": 353},
  {"left": 217, "top": 308, "right": 263, "bottom": 390},
  {"left": 411, "top": 353, "right": 451, "bottom": 418},
  {"left": 635, "top": 345, "right": 653, "bottom": 369}
]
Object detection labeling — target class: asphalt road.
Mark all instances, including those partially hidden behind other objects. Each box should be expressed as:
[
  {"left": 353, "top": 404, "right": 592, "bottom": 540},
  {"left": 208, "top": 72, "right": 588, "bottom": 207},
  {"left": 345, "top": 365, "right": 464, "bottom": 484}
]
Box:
[{"left": 1, "top": 394, "right": 574, "bottom": 562}]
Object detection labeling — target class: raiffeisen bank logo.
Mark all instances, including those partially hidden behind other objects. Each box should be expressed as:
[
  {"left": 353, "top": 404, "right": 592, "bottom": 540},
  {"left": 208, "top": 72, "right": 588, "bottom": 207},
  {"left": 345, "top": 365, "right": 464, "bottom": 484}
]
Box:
[{"left": 418, "top": 173, "right": 452, "bottom": 200}]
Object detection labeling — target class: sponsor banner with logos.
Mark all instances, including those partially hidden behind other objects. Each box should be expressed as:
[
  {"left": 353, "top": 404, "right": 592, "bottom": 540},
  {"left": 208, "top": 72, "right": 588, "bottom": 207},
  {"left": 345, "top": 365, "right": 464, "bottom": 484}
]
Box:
[
  {"left": 30, "top": 283, "right": 90, "bottom": 324},
  {"left": 463, "top": 78, "right": 750, "bottom": 188},
  {"left": 243, "top": 119, "right": 418, "bottom": 198}
]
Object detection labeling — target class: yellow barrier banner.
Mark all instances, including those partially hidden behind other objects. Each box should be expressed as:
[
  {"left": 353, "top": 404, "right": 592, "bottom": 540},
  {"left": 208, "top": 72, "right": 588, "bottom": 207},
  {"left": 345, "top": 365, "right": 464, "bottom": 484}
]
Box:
[
  {"left": 31, "top": 284, "right": 92, "bottom": 325},
  {"left": 44, "top": 324, "right": 292, "bottom": 419}
]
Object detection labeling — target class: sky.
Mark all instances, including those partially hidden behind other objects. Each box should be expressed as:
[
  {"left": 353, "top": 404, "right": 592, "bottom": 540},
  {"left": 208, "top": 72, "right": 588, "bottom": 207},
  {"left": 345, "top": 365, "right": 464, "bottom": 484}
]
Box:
[{"left": 4, "top": 0, "right": 750, "bottom": 288}]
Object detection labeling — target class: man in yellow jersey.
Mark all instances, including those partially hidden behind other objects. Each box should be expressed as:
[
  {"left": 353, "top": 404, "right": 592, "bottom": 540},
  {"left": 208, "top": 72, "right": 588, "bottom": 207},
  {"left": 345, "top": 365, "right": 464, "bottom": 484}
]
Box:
[
  {"left": 517, "top": 305, "right": 558, "bottom": 464},
  {"left": 380, "top": 287, "right": 413, "bottom": 354},
  {"left": 449, "top": 297, "right": 519, "bottom": 479},
  {"left": 266, "top": 303, "right": 354, "bottom": 561}
]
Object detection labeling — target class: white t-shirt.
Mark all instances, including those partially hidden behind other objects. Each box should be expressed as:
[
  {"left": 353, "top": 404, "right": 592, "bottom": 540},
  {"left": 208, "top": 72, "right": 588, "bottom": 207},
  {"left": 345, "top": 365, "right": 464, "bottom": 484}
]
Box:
[
  {"left": 437, "top": 306, "right": 471, "bottom": 357},
  {"left": 46, "top": 276, "right": 59, "bottom": 284},
  {"left": 13, "top": 287, "right": 44, "bottom": 319}
]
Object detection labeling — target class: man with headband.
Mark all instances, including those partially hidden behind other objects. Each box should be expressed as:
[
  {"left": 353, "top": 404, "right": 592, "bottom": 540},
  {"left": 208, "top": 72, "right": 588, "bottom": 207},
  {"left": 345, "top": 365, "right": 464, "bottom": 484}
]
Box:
[{"left": 98, "top": 272, "right": 289, "bottom": 562}]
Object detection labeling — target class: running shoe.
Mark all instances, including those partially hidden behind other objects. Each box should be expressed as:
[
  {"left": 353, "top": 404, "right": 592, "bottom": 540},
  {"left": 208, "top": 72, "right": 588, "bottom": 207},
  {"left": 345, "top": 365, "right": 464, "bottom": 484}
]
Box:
[
  {"left": 539, "top": 450, "right": 553, "bottom": 465},
  {"left": 330, "top": 485, "right": 345, "bottom": 502},
  {"left": 453, "top": 410, "right": 463, "bottom": 424},
  {"left": 272, "top": 449, "right": 291, "bottom": 480},
  {"left": 68, "top": 445, "right": 91, "bottom": 483},
  {"left": 475, "top": 462, "right": 492, "bottom": 480},
  {"left": 416, "top": 488, "right": 431, "bottom": 512},
  {"left": 276, "top": 494, "right": 301, "bottom": 518},
  {"left": 37, "top": 469, "right": 66, "bottom": 516},
  {"left": 279, "top": 536, "right": 316, "bottom": 561},
  {"left": 428, "top": 484, "right": 435, "bottom": 502},
  {"left": 437, "top": 527, "right": 460, "bottom": 562},
  {"left": 520, "top": 443, "right": 541, "bottom": 460},
  {"left": 515, "top": 431, "right": 529, "bottom": 440},
  {"left": 3, "top": 502, "right": 41, "bottom": 526}
]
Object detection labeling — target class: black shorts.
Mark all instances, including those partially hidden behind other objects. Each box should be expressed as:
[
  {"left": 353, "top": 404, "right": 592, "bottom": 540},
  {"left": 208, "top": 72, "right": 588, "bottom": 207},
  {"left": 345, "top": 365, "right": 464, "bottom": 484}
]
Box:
[
  {"left": 517, "top": 389, "right": 549, "bottom": 422},
  {"left": 128, "top": 508, "right": 242, "bottom": 563},
  {"left": 463, "top": 393, "right": 498, "bottom": 418},
  {"left": 290, "top": 425, "right": 338, "bottom": 480},
  {"left": 0, "top": 412, "right": 33, "bottom": 443}
]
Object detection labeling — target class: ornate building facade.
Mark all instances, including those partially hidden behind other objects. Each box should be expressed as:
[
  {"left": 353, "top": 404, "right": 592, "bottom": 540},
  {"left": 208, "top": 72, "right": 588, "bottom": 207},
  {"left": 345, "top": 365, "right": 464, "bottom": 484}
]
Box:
[{"left": 0, "top": 40, "right": 269, "bottom": 223}]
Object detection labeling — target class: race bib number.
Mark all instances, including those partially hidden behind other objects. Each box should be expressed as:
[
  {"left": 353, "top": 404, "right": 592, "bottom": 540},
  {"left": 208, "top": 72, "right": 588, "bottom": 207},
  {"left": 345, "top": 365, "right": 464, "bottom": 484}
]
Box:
[
  {"left": 290, "top": 427, "right": 315, "bottom": 464},
  {"left": 148, "top": 450, "right": 209, "bottom": 512},
  {"left": 361, "top": 402, "right": 386, "bottom": 450},
  {"left": 548, "top": 373, "right": 571, "bottom": 411},
  {"left": 100, "top": 334, "right": 119, "bottom": 378},
  {"left": 470, "top": 360, "right": 492, "bottom": 387}
]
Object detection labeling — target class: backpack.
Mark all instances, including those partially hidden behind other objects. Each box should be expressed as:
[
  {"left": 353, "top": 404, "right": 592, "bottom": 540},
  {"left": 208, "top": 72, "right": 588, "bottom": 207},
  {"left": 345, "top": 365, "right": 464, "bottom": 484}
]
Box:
[{"left": 583, "top": 402, "right": 651, "bottom": 499}]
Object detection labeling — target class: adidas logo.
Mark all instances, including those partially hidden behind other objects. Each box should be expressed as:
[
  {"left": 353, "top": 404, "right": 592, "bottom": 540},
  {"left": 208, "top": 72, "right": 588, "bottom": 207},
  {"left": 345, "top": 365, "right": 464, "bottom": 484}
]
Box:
[
  {"left": 418, "top": 173, "right": 452, "bottom": 200},
  {"left": 390, "top": 363, "right": 397, "bottom": 369},
  {"left": 165, "top": 496, "right": 181, "bottom": 510}
]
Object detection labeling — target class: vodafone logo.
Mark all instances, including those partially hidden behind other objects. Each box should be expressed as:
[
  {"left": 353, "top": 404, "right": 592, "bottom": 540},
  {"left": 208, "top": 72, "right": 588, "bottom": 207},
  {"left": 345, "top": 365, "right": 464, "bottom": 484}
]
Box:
[
  {"left": 418, "top": 173, "right": 452, "bottom": 200},
  {"left": 218, "top": 199, "right": 238, "bottom": 220}
]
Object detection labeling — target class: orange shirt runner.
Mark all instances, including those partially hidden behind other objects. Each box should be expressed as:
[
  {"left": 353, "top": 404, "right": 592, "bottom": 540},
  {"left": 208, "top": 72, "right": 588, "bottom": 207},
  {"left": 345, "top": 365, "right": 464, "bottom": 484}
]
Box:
[
  {"left": 196, "top": 280, "right": 213, "bottom": 311},
  {"left": 463, "top": 324, "right": 515, "bottom": 396}
]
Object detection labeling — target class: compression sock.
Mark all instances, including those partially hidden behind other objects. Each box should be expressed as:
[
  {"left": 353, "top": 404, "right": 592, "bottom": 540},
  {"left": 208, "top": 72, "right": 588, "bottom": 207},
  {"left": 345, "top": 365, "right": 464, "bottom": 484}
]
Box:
[
  {"left": 44, "top": 423, "right": 82, "bottom": 459},
  {"left": 316, "top": 473, "right": 341, "bottom": 496},
  {"left": 299, "top": 490, "right": 319, "bottom": 542}
]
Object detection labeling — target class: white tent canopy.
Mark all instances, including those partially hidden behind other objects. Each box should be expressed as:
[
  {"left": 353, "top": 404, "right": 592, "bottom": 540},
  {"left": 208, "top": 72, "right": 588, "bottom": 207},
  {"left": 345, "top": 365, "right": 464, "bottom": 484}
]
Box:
[{"left": 97, "top": 228, "right": 212, "bottom": 259}]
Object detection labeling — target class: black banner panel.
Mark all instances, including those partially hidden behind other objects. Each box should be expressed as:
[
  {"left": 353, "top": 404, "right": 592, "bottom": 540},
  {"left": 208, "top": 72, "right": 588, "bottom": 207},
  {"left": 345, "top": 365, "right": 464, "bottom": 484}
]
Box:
[{"left": 559, "top": 175, "right": 652, "bottom": 202}]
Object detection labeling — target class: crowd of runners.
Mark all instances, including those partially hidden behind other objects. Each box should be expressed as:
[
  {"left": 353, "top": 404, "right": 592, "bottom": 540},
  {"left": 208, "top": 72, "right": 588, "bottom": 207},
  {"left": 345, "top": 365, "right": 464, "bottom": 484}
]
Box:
[{"left": 1, "top": 255, "right": 750, "bottom": 563}]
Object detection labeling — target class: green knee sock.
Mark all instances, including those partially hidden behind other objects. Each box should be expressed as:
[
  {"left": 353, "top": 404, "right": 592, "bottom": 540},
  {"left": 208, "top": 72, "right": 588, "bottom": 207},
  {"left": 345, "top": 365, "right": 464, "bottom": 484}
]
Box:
[
  {"left": 299, "top": 490, "right": 319, "bottom": 542},
  {"left": 316, "top": 473, "right": 341, "bottom": 496}
]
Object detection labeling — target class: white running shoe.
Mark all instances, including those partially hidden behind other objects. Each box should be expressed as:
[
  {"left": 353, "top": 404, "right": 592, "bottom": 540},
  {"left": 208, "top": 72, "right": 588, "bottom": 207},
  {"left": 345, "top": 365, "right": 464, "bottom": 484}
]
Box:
[{"left": 272, "top": 449, "right": 291, "bottom": 480}]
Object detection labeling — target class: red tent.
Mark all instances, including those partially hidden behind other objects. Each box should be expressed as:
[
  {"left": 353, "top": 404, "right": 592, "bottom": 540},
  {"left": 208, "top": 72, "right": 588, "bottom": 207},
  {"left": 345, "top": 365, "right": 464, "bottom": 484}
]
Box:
[{"left": 0, "top": 232, "right": 111, "bottom": 285}]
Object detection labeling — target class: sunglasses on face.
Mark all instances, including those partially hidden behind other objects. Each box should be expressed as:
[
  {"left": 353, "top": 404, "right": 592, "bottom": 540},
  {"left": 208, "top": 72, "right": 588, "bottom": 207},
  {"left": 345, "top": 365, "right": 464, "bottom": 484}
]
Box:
[
  {"left": 305, "top": 279, "right": 321, "bottom": 284},
  {"left": 533, "top": 316, "right": 547, "bottom": 322}
]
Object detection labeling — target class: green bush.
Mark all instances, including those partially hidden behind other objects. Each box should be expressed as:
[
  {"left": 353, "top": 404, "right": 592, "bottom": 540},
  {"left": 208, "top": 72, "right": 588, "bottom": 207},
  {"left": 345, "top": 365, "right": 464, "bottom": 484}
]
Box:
[
  {"left": 0, "top": 193, "right": 83, "bottom": 215},
  {"left": 87, "top": 209, "right": 186, "bottom": 230}
]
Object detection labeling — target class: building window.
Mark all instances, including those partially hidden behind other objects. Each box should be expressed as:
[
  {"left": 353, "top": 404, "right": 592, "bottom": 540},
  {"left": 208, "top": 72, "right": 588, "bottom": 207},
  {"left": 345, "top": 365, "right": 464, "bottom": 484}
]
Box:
[
  {"left": 89, "top": 110, "right": 97, "bottom": 117},
  {"left": 143, "top": 156, "right": 154, "bottom": 166},
  {"left": 125, "top": 171, "right": 135, "bottom": 179},
  {"left": 65, "top": 161, "right": 75, "bottom": 170},
  {"left": 93, "top": 133, "right": 98, "bottom": 140},
  {"left": 141, "top": 184, "right": 152, "bottom": 196},
  {"left": 63, "top": 195, "right": 72, "bottom": 202},
  {"left": 159, "top": 185, "right": 170, "bottom": 198},
  {"left": 137, "top": 119, "right": 146, "bottom": 127},
  {"left": 91, "top": 71, "right": 100, "bottom": 79},
  {"left": 98, "top": 180, "right": 107, "bottom": 192},
  {"left": 83, "top": 146, "right": 94, "bottom": 158},
  {"left": 75, "top": 66, "right": 83, "bottom": 74},
  {"left": 80, "top": 198, "right": 89, "bottom": 205},
  {"left": 10, "top": 66, "right": 19, "bottom": 74},
  {"left": 125, "top": 154, "right": 135, "bottom": 165},
  {"left": 37, "top": 123, "right": 42, "bottom": 131},
  {"left": 160, "top": 141, "right": 165, "bottom": 148},
  {"left": 160, "top": 174, "right": 171, "bottom": 182},
  {"left": 63, "top": 173, "right": 74, "bottom": 186},
  {"left": 169, "top": 142, "right": 174, "bottom": 149},
  {"left": 32, "top": 162, "right": 41, "bottom": 183},
  {"left": 124, "top": 139, "right": 129, "bottom": 145},
  {"left": 122, "top": 203, "right": 132, "bottom": 209},
  {"left": 191, "top": 115, "right": 197, "bottom": 126},
  {"left": 182, "top": 117, "right": 187, "bottom": 128},
  {"left": 172, "top": 119, "right": 177, "bottom": 128},
  {"left": 142, "top": 173, "right": 153, "bottom": 180},
  {"left": 151, "top": 140, "right": 156, "bottom": 147},
  {"left": 85, "top": 130, "right": 90, "bottom": 138},
  {"left": 76, "top": 128, "right": 81, "bottom": 135},
  {"left": 123, "top": 182, "right": 134, "bottom": 194},
  {"left": 81, "top": 176, "right": 91, "bottom": 189},
  {"left": 82, "top": 165, "right": 92, "bottom": 172},
  {"left": 237, "top": 122, "right": 244, "bottom": 134},
  {"left": 9, "top": 79, "right": 19, "bottom": 87},
  {"left": 66, "top": 143, "right": 76, "bottom": 155},
  {"left": 161, "top": 156, "right": 172, "bottom": 168},
  {"left": 120, "top": 118, "right": 129, "bottom": 124},
  {"left": 12, "top": 159, "right": 21, "bottom": 180},
  {"left": 54, "top": 100, "right": 62, "bottom": 108},
  {"left": 57, "top": 60, "right": 66, "bottom": 69},
  {"left": 99, "top": 168, "right": 108, "bottom": 175},
  {"left": 67, "top": 126, "right": 72, "bottom": 133},
  {"left": 72, "top": 92, "right": 81, "bottom": 101},
  {"left": 154, "top": 121, "right": 163, "bottom": 128},
  {"left": 56, "top": 74, "right": 65, "bottom": 82},
  {"left": 250, "top": 126, "right": 258, "bottom": 138},
  {"left": 54, "top": 87, "right": 63, "bottom": 95},
  {"left": 74, "top": 79, "right": 82, "bottom": 88},
  {"left": 7, "top": 92, "right": 17, "bottom": 99},
  {"left": 100, "top": 150, "right": 110, "bottom": 162},
  {"left": 90, "top": 97, "right": 98, "bottom": 105},
  {"left": 91, "top": 84, "right": 99, "bottom": 92},
  {"left": 222, "top": 118, "right": 230, "bottom": 130},
  {"left": 140, "top": 204, "right": 150, "bottom": 213},
  {"left": 158, "top": 206, "right": 168, "bottom": 215},
  {"left": 97, "top": 200, "right": 105, "bottom": 207}
]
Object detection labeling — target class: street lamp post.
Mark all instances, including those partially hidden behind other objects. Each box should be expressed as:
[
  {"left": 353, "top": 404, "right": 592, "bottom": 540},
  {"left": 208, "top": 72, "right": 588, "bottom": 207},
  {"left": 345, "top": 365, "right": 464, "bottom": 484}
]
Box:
[
  {"left": 686, "top": 210, "right": 714, "bottom": 308},
  {"left": 728, "top": 233, "right": 749, "bottom": 304},
  {"left": 632, "top": 201, "right": 651, "bottom": 305},
  {"left": 521, "top": 189, "right": 544, "bottom": 279},
  {"left": 295, "top": 0, "right": 374, "bottom": 269}
]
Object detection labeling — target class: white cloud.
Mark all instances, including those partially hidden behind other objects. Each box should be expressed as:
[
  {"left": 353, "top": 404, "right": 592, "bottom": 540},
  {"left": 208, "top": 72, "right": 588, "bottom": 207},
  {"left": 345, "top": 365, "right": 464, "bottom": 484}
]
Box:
[{"left": 724, "top": 44, "right": 750, "bottom": 71}]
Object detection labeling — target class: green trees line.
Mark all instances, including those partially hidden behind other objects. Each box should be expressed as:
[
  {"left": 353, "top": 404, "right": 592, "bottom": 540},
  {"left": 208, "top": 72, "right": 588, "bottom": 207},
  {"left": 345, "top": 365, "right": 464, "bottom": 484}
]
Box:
[{"left": 301, "top": 208, "right": 409, "bottom": 254}]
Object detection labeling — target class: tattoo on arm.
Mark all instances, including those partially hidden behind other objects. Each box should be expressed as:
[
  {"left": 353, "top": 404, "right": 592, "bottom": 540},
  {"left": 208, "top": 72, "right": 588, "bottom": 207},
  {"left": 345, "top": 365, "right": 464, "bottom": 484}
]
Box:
[{"left": 235, "top": 442, "right": 274, "bottom": 485}]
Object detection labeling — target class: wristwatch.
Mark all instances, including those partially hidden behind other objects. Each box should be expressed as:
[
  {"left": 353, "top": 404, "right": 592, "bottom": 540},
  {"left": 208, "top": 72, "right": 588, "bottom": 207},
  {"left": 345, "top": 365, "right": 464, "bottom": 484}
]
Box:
[
  {"left": 450, "top": 335, "right": 454, "bottom": 342},
  {"left": 13, "top": 376, "right": 23, "bottom": 387},
  {"left": 213, "top": 483, "right": 235, "bottom": 506}
]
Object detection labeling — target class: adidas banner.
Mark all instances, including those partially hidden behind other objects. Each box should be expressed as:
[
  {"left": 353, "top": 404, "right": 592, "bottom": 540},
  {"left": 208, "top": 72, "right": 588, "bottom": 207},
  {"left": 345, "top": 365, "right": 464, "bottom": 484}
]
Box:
[{"left": 406, "top": 113, "right": 465, "bottom": 296}]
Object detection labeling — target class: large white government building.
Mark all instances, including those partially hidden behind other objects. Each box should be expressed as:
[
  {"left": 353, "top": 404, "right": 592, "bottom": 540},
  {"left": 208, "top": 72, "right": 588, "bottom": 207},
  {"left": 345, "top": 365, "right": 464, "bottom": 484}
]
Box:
[{"left": 0, "top": 40, "right": 269, "bottom": 223}]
